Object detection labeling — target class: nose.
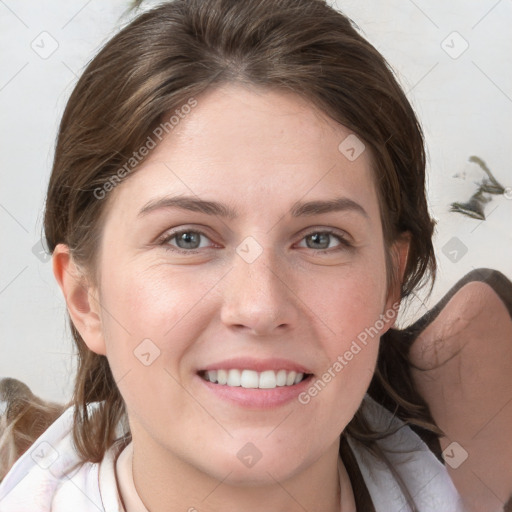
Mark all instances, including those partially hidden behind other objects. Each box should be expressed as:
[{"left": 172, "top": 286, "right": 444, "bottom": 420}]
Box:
[{"left": 219, "top": 246, "right": 299, "bottom": 336}]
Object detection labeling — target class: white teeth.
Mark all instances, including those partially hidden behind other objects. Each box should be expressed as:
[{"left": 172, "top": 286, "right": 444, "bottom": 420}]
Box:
[
  {"left": 240, "top": 370, "right": 259, "bottom": 388},
  {"left": 259, "top": 370, "right": 277, "bottom": 389},
  {"left": 276, "top": 369, "right": 287, "bottom": 386},
  {"left": 286, "top": 371, "right": 297, "bottom": 386},
  {"left": 227, "top": 369, "right": 241, "bottom": 386},
  {"left": 201, "top": 369, "right": 307, "bottom": 388},
  {"left": 217, "top": 369, "right": 228, "bottom": 385}
]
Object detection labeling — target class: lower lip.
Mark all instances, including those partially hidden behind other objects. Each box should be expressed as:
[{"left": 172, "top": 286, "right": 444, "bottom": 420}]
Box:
[{"left": 196, "top": 374, "right": 314, "bottom": 409}]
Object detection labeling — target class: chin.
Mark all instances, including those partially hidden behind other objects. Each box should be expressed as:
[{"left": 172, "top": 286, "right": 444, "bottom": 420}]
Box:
[{"left": 197, "top": 444, "right": 310, "bottom": 486}]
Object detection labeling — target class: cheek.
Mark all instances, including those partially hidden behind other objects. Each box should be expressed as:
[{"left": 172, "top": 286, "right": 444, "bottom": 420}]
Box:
[
  {"left": 97, "top": 264, "right": 219, "bottom": 369},
  {"left": 95, "top": 266, "right": 214, "bottom": 423},
  {"left": 101, "top": 262, "right": 200, "bottom": 329},
  {"left": 309, "top": 253, "right": 389, "bottom": 351},
  {"left": 295, "top": 269, "right": 387, "bottom": 435},
  {"left": 301, "top": 248, "right": 388, "bottom": 400}
]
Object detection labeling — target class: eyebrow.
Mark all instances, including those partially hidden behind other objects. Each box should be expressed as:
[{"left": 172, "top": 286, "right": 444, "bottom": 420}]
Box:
[{"left": 138, "top": 195, "right": 368, "bottom": 219}]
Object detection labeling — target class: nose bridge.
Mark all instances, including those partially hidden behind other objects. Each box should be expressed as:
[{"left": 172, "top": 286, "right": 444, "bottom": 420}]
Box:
[{"left": 220, "top": 238, "right": 297, "bottom": 334}]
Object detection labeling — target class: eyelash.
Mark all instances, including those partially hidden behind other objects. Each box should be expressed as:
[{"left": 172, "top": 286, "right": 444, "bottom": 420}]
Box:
[{"left": 157, "top": 228, "right": 352, "bottom": 255}]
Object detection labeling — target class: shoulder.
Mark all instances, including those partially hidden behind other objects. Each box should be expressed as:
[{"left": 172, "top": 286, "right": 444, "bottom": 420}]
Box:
[
  {"left": 347, "top": 394, "right": 466, "bottom": 512},
  {"left": 0, "top": 401, "right": 114, "bottom": 512},
  {"left": 409, "top": 269, "right": 512, "bottom": 512}
]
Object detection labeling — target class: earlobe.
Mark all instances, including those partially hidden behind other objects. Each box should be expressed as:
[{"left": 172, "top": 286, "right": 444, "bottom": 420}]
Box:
[
  {"left": 52, "top": 244, "right": 106, "bottom": 356},
  {"left": 395, "top": 232, "right": 411, "bottom": 284},
  {"left": 384, "top": 233, "right": 411, "bottom": 329}
]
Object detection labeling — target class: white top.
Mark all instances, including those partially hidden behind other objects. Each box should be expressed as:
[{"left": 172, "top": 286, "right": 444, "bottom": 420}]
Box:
[{"left": 0, "top": 395, "right": 466, "bottom": 511}]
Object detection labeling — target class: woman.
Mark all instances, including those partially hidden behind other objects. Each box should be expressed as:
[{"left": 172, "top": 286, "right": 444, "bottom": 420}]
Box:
[{"left": 0, "top": 0, "right": 469, "bottom": 510}]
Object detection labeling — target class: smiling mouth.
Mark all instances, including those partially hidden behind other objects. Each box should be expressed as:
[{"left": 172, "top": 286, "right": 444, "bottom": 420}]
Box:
[{"left": 198, "top": 369, "right": 312, "bottom": 389}]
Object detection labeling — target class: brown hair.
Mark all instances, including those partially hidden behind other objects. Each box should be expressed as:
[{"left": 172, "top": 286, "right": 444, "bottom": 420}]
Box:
[
  {"left": 0, "top": 378, "right": 66, "bottom": 482},
  {"left": 6, "top": 0, "right": 440, "bottom": 507}
]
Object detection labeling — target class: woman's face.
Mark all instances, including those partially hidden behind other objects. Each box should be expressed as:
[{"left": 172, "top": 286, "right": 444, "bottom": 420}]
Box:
[{"left": 75, "top": 84, "right": 404, "bottom": 484}]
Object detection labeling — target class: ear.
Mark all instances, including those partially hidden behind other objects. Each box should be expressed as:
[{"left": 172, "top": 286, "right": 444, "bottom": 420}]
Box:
[
  {"left": 383, "top": 232, "right": 411, "bottom": 330},
  {"left": 52, "top": 244, "right": 106, "bottom": 356}
]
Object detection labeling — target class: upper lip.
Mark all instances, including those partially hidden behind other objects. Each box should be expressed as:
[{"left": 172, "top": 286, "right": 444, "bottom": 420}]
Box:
[{"left": 199, "top": 357, "right": 313, "bottom": 374}]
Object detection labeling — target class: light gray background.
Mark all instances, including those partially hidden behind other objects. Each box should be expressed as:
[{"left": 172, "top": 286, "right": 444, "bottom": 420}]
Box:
[{"left": 1, "top": 0, "right": 511, "bottom": 403}]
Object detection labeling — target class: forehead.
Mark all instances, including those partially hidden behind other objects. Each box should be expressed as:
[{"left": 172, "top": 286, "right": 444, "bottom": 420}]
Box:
[{"left": 106, "top": 83, "right": 380, "bottom": 223}]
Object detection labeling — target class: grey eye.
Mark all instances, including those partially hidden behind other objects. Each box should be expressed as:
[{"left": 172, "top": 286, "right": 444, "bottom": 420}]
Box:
[
  {"left": 305, "top": 233, "right": 333, "bottom": 250},
  {"left": 173, "top": 231, "right": 203, "bottom": 249}
]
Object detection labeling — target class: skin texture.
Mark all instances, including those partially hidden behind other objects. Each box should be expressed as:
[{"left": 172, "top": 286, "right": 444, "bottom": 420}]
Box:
[{"left": 53, "top": 83, "right": 408, "bottom": 512}]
